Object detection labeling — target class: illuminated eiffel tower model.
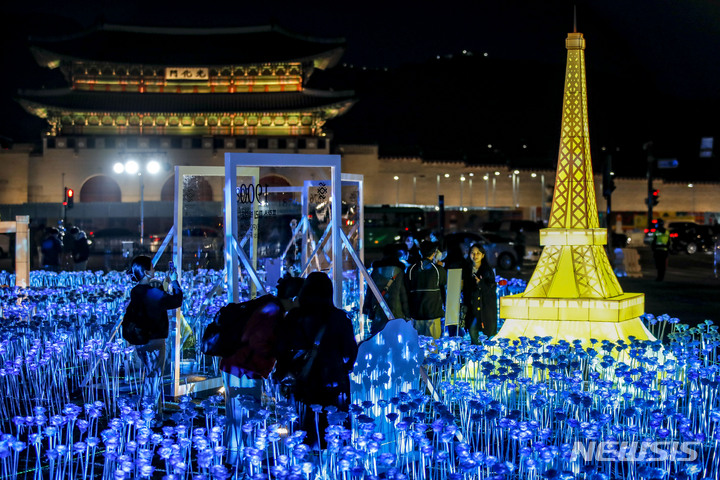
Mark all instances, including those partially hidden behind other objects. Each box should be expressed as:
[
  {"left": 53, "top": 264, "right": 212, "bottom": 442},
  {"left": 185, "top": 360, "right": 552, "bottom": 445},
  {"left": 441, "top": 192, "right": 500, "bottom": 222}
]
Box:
[{"left": 497, "top": 30, "right": 654, "bottom": 344}]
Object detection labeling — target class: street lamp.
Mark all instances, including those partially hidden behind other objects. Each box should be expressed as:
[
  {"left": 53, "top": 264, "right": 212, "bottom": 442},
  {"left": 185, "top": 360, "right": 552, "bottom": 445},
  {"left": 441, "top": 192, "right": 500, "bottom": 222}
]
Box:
[
  {"left": 512, "top": 170, "right": 520, "bottom": 208},
  {"left": 393, "top": 176, "right": 400, "bottom": 206},
  {"left": 113, "top": 156, "right": 162, "bottom": 248},
  {"left": 483, "top": 174, "right": 489, "bottom": 208}
]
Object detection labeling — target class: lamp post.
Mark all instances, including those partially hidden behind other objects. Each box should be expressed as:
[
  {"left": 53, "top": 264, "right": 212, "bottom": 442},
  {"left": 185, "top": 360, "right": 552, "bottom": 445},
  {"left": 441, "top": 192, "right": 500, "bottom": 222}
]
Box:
[
  {"left": 468, "top": 173, "right": 474, "bottom": 207},
  {"left": 393, "top": 175, "right": 400, "bottom": 206},
  {"left": 493, "top": 171, "right": 500, "bottom": 206},
  {"left": 483, "top": 174, "right": 489, "bottom": 208},
  {"left": 512, "top": 170, "right": 520, "bottom": 208},
  {"left": 114, "top": 157, "right": 161, "bottom": 248}
]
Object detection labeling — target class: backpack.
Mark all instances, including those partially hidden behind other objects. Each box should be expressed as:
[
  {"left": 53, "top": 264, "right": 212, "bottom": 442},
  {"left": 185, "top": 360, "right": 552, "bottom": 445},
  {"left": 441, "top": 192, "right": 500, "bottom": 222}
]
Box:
[
  {"left": 122, "top": 298, "right": 150, "bottom": 346},
  {"left": 201, "top": 295, "right": 281, "bottom": 358}
]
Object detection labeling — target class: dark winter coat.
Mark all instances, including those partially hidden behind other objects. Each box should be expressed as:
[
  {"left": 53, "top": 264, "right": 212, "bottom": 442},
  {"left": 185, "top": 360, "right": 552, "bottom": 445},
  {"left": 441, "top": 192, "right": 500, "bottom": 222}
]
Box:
[
  {"left": 72, "top": 234, "right": 90, "bottom": 262},
  {"left": 129, "top": 280, "right": 183, "bottom": 340},
  {"left": 463, "top": 263, "right": 497, "bottom": 332},
  {"left": 407, "top": 259, "right": 447, "bottom": 320}
]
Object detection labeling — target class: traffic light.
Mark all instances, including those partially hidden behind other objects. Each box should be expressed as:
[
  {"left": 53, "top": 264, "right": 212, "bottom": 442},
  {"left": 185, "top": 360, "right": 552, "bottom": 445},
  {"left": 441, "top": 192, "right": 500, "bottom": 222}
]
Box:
[
  {"left": 64, "top": 187, "right": 74, "bottom": 209},
  {"left": 645, "top": 189, "right": 660, "bottom": 207}
]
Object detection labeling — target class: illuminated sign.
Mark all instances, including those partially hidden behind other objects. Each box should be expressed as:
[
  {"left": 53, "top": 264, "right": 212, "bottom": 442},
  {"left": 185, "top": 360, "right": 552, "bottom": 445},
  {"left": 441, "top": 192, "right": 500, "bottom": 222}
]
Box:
[{"left": 165, "top": 68, "right": 209, "bottom": 80}]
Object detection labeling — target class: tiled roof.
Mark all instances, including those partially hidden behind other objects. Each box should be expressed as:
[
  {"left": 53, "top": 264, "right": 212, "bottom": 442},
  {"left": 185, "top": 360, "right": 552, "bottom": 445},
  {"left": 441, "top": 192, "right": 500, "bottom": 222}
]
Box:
[
  {"left": 30, "top": 24, "right": 345, "bottom": 67},
  {"left": 17, "top": 88, "right": 356, "bottom": 114}
]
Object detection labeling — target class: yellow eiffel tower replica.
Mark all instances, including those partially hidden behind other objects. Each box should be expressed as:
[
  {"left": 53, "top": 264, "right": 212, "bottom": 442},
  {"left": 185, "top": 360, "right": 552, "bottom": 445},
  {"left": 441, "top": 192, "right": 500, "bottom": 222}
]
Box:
[{"left": 497, "top": 29, "right": 654, "bottom": 344}]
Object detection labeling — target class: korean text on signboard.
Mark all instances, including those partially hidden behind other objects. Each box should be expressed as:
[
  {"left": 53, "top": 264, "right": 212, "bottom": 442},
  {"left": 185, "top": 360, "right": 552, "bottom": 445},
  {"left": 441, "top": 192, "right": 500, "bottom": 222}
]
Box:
[{"left": 165, "top": 68, "right": 209, "bottom": 81}]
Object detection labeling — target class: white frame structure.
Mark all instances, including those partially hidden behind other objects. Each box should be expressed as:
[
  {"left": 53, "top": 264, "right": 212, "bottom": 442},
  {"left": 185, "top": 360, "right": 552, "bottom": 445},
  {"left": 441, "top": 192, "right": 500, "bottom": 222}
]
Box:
[
  {"left": 159, "top": 159, "right": 383, "bottom": 396},
  {"left": 225, "top": 153, "right": 343, "bottom": 305}
]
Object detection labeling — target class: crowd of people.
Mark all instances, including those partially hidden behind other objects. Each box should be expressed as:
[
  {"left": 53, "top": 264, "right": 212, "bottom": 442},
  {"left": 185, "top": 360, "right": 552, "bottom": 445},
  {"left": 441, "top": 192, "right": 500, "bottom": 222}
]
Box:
[
  {"left": 363, "top": 234, "right": 498, "bottom": 344},
  {"left": 125, "top": 257, "right": 357, "bottom": 455},
  {"left": 123, "top": 230, "right": 499, "bottom": 456},
  {"left": 38, "top": 225, "right": 90, "bottom": 271}
]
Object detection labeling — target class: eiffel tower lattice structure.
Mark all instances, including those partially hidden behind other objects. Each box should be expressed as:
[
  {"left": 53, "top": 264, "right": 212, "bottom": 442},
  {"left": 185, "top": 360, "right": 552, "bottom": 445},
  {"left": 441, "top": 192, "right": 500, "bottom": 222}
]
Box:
[{"left": 497, "top": 31, "right": 654, "bottom": 344}]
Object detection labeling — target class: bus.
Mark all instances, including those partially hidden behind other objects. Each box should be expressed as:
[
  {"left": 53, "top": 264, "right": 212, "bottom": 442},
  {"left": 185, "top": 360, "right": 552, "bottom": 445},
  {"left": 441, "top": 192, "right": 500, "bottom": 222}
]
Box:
[{"left": 364, "top": 206, "right": 426, "bottom": 254}]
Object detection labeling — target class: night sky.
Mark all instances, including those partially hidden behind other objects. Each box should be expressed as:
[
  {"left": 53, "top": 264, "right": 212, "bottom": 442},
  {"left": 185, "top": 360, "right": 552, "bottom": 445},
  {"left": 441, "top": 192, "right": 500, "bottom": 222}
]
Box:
[{"left": 2, "top": 0, "right": 719, "bottom": 179}]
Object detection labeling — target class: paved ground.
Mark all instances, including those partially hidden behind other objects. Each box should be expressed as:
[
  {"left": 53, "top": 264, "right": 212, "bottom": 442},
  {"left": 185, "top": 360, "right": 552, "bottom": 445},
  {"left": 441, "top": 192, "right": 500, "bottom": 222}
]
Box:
[{"left": 514, "top": 246, "right": 720, "bottom": 328}]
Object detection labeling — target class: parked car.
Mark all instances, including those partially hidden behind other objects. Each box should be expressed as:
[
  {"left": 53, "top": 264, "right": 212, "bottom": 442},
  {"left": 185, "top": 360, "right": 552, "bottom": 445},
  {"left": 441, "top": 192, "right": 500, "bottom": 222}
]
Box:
[
  {"left": 443, "top": 231, "right": 520, "bottom": 270},
  {"left": 149, "top": 226, "right": 223, "bottom": 268},
  {"left": 668, "top": 222, "right": 718, "bottom": 254},
  {"left": 482, "top": 220, "right": 544, "bottom": 263},
  {"left": 88, "top": 228, "right": 139, "bottom": 254}
]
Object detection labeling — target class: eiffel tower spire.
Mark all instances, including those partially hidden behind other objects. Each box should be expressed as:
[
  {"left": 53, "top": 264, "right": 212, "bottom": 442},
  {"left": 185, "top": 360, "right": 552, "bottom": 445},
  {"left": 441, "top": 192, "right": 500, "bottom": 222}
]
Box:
[{"left": 497, "top": 30, "right": 654, "bottom": 344}]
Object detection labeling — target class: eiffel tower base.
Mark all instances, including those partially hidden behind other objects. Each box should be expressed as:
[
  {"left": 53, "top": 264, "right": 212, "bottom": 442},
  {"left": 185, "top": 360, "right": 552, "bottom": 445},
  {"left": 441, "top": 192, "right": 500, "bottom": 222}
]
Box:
[{"left": 497, "top": 293, "right": 656, "bottom": 344}]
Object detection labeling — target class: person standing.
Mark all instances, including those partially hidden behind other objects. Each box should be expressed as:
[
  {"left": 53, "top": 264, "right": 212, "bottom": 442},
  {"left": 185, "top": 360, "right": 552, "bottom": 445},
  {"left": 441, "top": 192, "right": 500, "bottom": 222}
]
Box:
[
  {"left": 407, "top": 241, "right": 447, "bottom": 339},
  {"left": 402, "top": 234, "right": 422, "bottom": 266},
  {"left": 71, "top": 227, "right": 90, "bottom": 271},
  {"left": 362, "top": 243, "right": 410, "bottom": 335},
  {"left": 127, "top": 255, "right": 183, "bottom": 412},
  {"left": 40, "top": 227, "right": 63, "bottom": 271},
  {"left": 651, "top": 220, "right": 670, "bottom": 281},
  {"left": 281, "top": 272, "right": 358, "bottom": 449},
  {"left": 463, "top": 243, "right": 497, "bottom": 343},
  {"left": 220, "top": 295, "right": 285, "bottom": 461}
]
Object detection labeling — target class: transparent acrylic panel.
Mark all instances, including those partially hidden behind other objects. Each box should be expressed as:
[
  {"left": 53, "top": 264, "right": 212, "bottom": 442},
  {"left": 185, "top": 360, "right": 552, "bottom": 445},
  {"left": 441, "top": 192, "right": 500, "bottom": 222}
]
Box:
[
  {"left": 341, "top": 179, "right": 364, "bottom": 336},
  {"left": 302, "top": 177, "right": 334, "bottom": 276},
  {"left": 180, "top": 175, "right": 224, "bottom": 272},
  {"left": 175, "top": 174, "right": 225, "bottom": 388}
]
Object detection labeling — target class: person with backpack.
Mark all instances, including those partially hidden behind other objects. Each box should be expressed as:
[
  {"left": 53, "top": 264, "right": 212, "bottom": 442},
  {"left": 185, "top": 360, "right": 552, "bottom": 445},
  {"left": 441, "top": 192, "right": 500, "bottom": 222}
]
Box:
[
  {"left": 126, "top": 255, "right": 183, "bottom": 413},
  {"left": 407, "top": 240, "right": 447, "bottom": 340},
  {"left": 362, "top": 243, "right": 410, "bottom": 335},
  {"left": 280, "top": 272, "right": 358, "bottom": 449}
]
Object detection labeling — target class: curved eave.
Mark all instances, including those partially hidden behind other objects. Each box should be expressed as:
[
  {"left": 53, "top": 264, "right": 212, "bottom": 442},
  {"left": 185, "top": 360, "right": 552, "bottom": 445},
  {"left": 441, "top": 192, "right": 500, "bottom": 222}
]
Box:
[
  {"left": 28, "top": 24, "right": 346, "bottom": 69},
  {"left": 16, "top": 89, "right": 356, "bottom": 118}
]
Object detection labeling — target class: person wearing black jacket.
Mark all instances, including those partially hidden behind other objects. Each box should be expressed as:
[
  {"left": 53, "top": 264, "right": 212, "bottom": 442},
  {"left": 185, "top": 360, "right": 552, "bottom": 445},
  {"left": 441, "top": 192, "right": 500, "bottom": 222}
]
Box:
[
  {"left": 279, "top": 272, "right": 358, "bottom": 449},
  {"left": 362, "top": 244, "right": 410, "bottom": 335},
  {"left": 463, "top": 243, "right": 497, "bottom": 343},
  {"left": 407, "top": 241, "right": 447, "bottom": 339},
  {"left": 70, "top": 227, "right": 90, "bottom": 271},
  {"left": 128, "top": 255, "right": 183, "bottom": 411}
]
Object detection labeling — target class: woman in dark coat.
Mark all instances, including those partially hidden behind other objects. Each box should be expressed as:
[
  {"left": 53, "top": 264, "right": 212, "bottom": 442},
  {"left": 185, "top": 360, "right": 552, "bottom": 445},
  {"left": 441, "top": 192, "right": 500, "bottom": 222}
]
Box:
[
  {"left": 127, "top": 255, "right": 183, "bottom": 411},
  {"left": 282, "top": 272, "right": 358, "bottom": 449},
  {"left": 463, "top": 243, "right": 497, "bottom": 344}
]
